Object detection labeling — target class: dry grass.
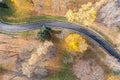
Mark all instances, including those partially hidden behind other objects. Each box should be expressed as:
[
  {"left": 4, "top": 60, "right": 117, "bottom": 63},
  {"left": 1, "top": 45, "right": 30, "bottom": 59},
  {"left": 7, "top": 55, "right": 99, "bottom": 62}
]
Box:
[
  {"left": 45, "top": 53, "right": 62, "bottom": 73},
  {"left": 0, "top": 34, "right": 29, "bottom": 54},
  {"left": 78, "top": 0, "right": 100, "bottom": 4}
]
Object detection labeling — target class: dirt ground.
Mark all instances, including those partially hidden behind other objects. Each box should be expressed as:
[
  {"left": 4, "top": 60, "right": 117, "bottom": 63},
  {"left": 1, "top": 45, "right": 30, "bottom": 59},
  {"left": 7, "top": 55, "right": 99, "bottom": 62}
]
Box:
[{"left": 0, "top": 33, "right": 31, "bottom": 79}]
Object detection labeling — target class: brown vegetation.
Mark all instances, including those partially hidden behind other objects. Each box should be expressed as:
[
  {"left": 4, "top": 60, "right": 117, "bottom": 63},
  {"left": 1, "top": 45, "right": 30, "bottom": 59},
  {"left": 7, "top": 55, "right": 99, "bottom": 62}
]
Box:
[{"left": 32, "top": 0, "right": 99, "bottom": 16}]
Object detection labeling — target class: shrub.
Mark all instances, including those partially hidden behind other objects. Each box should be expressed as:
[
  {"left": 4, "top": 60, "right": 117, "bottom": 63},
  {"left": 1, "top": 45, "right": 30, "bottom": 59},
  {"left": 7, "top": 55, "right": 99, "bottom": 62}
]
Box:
[{"left": 37, "top": 25, "right": 52, "bottom": 41}]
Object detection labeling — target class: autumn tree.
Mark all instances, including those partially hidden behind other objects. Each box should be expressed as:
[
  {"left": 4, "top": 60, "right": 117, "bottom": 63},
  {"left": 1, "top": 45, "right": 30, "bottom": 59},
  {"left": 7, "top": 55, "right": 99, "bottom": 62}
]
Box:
[
  {"left": 65, "top": 2, "right": 97, "bottom": 26},
  {"left": 65, "top": 10, "right": 74, "bottom": 22},
  {"left": 11, "top": 0, "right": 34, "bottom": 17},
  {"left": 65, "top": 33, "right": 88, "bottom": 53}
]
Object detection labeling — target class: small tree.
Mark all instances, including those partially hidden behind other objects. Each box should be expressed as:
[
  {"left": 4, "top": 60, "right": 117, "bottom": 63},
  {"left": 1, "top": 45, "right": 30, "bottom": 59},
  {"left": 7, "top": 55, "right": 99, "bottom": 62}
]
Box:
[{"left": 37, "top": 25, "right": 52, "bottom": 41}]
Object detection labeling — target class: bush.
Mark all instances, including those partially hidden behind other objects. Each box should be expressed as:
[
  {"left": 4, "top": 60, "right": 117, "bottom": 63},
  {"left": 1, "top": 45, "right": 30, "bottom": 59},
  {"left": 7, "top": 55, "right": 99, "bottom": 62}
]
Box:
[{"left": 37, "top": 25, "right": 52, "bottom": 41}]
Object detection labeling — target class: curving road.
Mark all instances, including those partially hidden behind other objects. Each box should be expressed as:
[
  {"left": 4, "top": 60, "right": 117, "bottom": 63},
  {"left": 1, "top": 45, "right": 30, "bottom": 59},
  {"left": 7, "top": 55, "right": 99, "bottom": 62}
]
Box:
[{"left": 0, "top": 20, "right": 120, "bottom": 61}]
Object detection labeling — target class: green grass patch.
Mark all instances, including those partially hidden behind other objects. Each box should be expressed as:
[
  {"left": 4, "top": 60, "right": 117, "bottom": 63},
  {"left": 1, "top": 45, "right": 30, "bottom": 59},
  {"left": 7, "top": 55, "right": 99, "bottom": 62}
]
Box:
[
  {"left": 0, "top": 15, "right": 67, "bottom": 24},
  {"left": 20, "top": 31, "right": 32, "bottom": 36},
  {"left": 0, "top": 64, "right": 6, "bottom": 73},
  {"left": 46, "top": 63, "right": 77, "bottom": 80},
  {"left": 0, "top": 30, "right": 3, "bottom": 33},
  {"left": 19, "top": 30, "right": 37, "bottom": 37}
]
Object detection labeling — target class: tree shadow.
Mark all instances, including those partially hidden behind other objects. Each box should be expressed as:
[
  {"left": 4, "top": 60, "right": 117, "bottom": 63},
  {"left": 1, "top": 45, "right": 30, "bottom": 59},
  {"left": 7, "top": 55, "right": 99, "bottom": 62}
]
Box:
[{"left": 0, "top": 2, "right": 9, "bottom": 9}]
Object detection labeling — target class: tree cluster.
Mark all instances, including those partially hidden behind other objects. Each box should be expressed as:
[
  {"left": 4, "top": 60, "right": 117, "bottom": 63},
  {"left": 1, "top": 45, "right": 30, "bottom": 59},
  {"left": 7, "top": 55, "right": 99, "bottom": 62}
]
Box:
[{"left": 65, "top": 2, "right": 97, "bottom": 26}]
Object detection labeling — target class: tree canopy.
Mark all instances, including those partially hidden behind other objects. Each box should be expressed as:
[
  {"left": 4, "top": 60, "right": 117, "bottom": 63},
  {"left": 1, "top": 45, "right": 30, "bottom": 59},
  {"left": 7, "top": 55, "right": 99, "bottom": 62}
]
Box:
[
  {"left": 10, "top": 0, "right": 34, "bottom": 17},
  {"left": 65, "top": 2, "right": 97, "bottom": 26},
  {"left": 65, "top": 33, "right": 88, "bottom": 53},
  {"left": 37, "top": 25, "right": 52, "bottom": 41}
]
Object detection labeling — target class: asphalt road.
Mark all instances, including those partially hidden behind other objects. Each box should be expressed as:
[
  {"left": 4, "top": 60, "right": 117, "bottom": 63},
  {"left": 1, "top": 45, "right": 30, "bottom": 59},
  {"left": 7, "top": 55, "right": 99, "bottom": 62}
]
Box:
[{"left": 0, "top": 20, "right": 120, "bottom": 61}]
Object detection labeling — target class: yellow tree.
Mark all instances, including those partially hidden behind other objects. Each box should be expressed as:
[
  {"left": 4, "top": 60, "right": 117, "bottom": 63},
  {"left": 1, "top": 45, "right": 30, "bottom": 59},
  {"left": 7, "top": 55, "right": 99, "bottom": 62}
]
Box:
[
  {"left": 65, "top": 10, "right": 75, "bottom": 22},
  {"left": 65, "top": 33, "right": 88, "bottom": 53},
  {"left": 11, "top": 0, "right": 34, "bottom": 17},
  {"left": 65, "top": 2, "right": 97, "bottom": 26}
]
